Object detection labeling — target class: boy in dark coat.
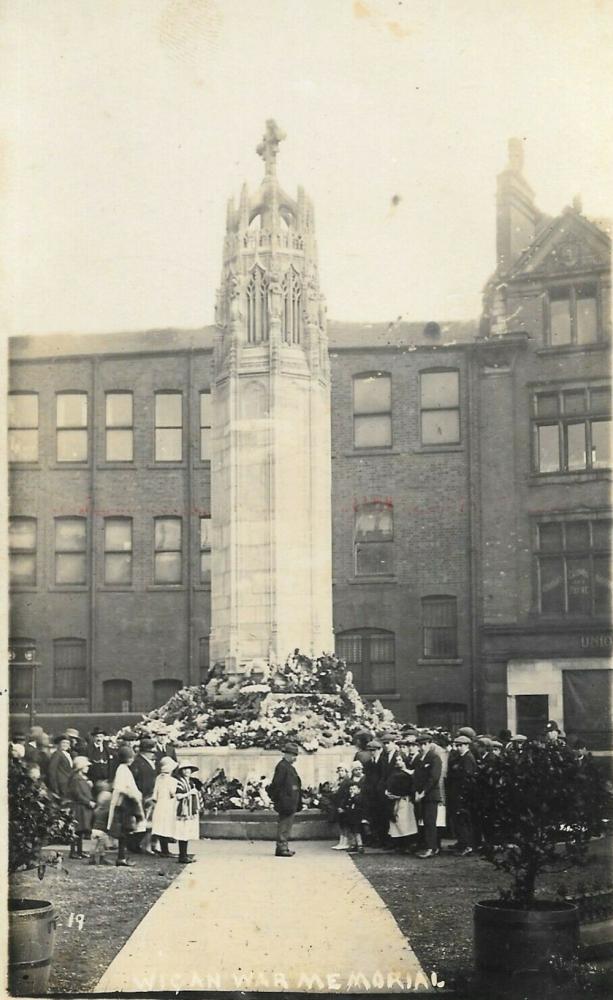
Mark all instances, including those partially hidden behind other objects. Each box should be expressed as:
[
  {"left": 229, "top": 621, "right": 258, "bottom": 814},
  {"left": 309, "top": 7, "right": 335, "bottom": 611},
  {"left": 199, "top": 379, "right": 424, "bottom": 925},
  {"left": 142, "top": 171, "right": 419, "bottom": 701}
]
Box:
[
  {"left": 266, "top": 743, "right": 302, "bottom": 857},
  {"left": 67, "top": 756, "right": 95, "bottom": 859},
  {"left": 447, "top": 735, "right": 477, "bottom": 855}
]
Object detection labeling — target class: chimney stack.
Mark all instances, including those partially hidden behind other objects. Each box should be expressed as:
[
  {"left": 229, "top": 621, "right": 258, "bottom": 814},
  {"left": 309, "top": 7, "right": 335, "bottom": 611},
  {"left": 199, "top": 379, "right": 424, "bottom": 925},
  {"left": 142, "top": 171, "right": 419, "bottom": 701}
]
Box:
[{"left": 496, "top": 138, "right": 539, "bottom": 274}]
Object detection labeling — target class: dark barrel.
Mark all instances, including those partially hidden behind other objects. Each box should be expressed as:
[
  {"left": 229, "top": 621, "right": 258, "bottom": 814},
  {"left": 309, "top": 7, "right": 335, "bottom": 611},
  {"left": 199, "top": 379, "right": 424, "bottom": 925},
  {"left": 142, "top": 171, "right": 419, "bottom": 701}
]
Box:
[
  {"left": 8, "top": 898, "right": 57, "bottom": 996},
  {"left": 474, "top": 899, "right": 579, "bottom": 975}
]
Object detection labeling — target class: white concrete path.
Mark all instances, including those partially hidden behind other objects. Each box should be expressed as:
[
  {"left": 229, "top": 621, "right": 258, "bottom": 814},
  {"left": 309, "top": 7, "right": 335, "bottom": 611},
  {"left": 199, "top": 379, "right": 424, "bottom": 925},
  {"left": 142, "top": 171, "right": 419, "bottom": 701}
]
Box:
[{"left": 95, "top": 841, "right": 430, "bottom": 994}]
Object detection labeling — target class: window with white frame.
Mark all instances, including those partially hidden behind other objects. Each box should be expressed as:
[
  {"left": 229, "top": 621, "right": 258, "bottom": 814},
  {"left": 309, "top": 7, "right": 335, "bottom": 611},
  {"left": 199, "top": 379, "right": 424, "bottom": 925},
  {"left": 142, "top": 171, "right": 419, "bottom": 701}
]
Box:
[
  {"left": 536, "top": 517, "right": 612, "bottom": 616},
  {"left": 335, "top": 628, "right": 396, "bottom": 694},
  {"left": 533, "top": 384, "right": 611, "bottom": 473},
  {"left": 56, "top": 392, "right": 88, "bottom": 462},
  {"left": 353, "top": 373, "right": 392, "bottom": 449},
  {"left": 9, "top": 518, "right": 37, "bottom": 586},
  {"left": 104, "top": 518, "right": 133, "bottom": 585},
  {"left": 155, "top": 392, "right": 182, "bottom": 462},
  {"left": 55, "top": 517, "right": 87, "bottom": 585},
  {"left": 200, "top": 392, "right": 212, "bottom": 461},
  {"left": 8, "top": 393, "right": 39, "bottom": 463},
  {"left": 354, "top": 501, "right": 394, "bottom": 576},
  {"left": 420, "top": 370, "right": 460, "bottom": 445},
  {"left": 154, "top": 517, "right": 182, "bottom": 584},
  {"left": 548, "top": 284, "right": 599, "bottom": 347},
  {"left": 105, "top": 392, "right": 133, "bottom": 462}
]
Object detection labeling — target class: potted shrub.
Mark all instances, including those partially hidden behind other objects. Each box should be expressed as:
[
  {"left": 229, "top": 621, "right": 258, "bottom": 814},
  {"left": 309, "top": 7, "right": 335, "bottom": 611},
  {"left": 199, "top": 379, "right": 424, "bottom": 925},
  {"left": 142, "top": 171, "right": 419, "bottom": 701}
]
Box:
[
  {"left": 470, "top": 739, "right": 607, "bottom": 977},
  {"left": 8, "top": 759, "right": 75, "bottom": 996}
]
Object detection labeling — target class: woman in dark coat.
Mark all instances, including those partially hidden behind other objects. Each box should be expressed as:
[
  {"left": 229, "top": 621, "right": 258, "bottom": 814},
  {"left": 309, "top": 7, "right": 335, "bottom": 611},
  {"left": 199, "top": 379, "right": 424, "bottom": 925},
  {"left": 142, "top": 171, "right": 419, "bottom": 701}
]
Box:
[{"left": 67, "top": 756, "right": 95, "bottom": 859}]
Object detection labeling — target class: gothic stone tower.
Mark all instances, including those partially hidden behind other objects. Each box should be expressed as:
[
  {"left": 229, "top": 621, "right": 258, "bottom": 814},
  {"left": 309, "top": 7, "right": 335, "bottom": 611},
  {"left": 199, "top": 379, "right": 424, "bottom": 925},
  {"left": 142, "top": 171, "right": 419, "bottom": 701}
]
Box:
[{"left": 210, "top": 120, "right": 334, "bottom": 671}]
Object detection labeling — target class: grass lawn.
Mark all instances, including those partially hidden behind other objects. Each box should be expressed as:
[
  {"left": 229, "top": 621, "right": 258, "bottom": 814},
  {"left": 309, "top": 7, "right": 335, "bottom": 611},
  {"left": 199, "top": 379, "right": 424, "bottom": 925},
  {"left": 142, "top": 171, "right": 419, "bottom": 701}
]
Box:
[
  {"left": 9, "top": 847, "right": 182, "bottom": 994},
  {"left": 352, "top": 837, "right": 613, "bottom": 999}
]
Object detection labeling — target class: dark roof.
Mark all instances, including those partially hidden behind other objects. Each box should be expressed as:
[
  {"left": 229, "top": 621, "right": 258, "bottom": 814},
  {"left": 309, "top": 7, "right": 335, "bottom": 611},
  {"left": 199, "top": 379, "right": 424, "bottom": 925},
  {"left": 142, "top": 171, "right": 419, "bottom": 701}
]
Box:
[
  {"left": 9, "top": 327, "right": 214, "bottom": 361},
  {"left": 327, "top": 320, "right": 477, "bottom": 350},
  {"left": 9, "top": 318, "right": 478, "bottom": 361}
]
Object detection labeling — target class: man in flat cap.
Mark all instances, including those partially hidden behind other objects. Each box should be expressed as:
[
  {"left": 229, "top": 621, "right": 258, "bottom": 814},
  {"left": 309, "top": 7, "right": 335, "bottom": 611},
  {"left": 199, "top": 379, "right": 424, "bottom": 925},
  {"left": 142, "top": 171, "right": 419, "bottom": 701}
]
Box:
[
  {"left": 267, "top": 743, "right": 302, "bottom": 857},
  {"left": 414, "top": 731, "right": 443, "bottom": 858},
  {"left": 447, "top": 735, "right": 477, "bottom": 856}
]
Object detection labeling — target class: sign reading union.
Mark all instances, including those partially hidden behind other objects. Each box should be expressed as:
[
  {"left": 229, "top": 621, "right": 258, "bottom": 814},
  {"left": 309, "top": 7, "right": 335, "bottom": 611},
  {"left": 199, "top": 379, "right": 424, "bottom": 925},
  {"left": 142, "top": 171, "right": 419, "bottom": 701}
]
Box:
[{"left": 580, "top": 633, "right": 613, "bottom": 650}]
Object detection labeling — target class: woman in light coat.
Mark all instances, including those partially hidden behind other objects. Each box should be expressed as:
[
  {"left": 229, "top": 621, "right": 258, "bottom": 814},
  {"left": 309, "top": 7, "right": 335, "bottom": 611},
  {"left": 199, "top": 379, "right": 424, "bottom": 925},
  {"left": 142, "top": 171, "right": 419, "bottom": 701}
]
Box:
[
  {"left": 151, "top": 756, "right": 178, "bottom": 856},
  {"left": 108, "top": 746, "right": 145, "bottom": 867}
]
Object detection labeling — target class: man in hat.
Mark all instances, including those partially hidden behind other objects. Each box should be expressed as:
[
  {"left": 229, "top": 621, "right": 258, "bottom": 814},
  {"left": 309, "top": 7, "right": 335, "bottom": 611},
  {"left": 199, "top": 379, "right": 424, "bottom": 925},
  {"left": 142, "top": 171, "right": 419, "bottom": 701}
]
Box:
[
  {"left": 266, "top": 743, "right": 302, "bottom": 857},
  {"left": 47, "top": 734, "right": 74, "bottom": 799},
  {"left": 376, "top": 732, "right": 404, "bottom": 848},
  {"left": 88, "top": 728, "right": 112, "bottom": 785},
  {"left": 65, "top": 727, "right": 87, "bottom": 757},
  {"left": 359, "top": 739, "right": 383, "bottom": 845},
  {"left": 129, "top": 737, "right": 158, "bottom": 854},
  {"left": 414, "top": 731, "right": 442, "bottom": 858},
  {"left": 447, "top": 735, "right": 477, "bottom": 856}
]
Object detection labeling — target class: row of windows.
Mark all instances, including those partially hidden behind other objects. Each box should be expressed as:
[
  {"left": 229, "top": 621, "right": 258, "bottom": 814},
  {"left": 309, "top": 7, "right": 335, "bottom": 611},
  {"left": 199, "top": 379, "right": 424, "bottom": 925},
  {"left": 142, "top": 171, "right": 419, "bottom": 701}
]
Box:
[
  {"left": 9, "top": 516, "right": 211, "bottom": 587},
  {"left": 10, "top": 631, "right": 463, "bottom": 704},
  {"left": 353, "top": 370, "right": 460, "bottom": 449},
  {"left": 10, "top": 377, "right": 611, "bottom": 473},
  {"left": 535, "top": 518, "right": 612, "bottom": 617},
  {"left": 9, "top": 637, "right": 212, "bottom": 705},
  {"left": 8, "top": 391, "right": 212, "bottom": 464},
  {"left": 335, "top": 609, "right": 457, "bottom": 694},
  {"left": 10, "top": 510, "right": 612, "bottom": 614},
  {"left": 533, "top": 384, "right": 611, "bottom": 473}
]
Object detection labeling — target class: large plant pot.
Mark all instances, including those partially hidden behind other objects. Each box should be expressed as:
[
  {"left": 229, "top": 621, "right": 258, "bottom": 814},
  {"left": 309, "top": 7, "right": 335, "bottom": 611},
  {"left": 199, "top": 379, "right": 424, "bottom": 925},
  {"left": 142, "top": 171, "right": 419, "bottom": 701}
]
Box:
[
  {"left": 474, "top": 899, "right": 579, "bottom": 976},
  {"left": 8, "top": 898, "right": 57, "bottom": 996}
]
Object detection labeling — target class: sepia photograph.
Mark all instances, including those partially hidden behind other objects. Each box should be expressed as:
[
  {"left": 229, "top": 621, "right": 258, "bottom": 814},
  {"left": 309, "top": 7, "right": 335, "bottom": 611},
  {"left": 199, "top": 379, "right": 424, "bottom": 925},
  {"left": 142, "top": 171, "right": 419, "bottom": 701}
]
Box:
[{"left": 2, "top": 1, "right": 612, "bottom": 997}]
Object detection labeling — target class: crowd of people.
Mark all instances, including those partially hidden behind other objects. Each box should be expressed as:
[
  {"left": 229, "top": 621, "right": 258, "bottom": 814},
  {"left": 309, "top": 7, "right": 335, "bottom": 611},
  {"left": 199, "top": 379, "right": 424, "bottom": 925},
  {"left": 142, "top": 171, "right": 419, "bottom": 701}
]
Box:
[
  {"left": 9, "top": 718, "right": 599, "bottom": 865},
  {"left": 9, "top": 725, "right": 202, "bottom": 867},
  {"left": 322, "top": 721, "right": 597, "bottom": 858}
]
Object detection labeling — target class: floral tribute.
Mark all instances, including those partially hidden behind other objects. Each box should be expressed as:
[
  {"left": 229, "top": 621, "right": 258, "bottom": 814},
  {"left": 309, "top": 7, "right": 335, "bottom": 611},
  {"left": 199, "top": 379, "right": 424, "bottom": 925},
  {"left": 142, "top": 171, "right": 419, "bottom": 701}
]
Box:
[
  {"left": 199, "top": 768, "right": 327, "bottom": 813},
  {"left": 128, "top": 651, "right": 396, "bottom": 752}
]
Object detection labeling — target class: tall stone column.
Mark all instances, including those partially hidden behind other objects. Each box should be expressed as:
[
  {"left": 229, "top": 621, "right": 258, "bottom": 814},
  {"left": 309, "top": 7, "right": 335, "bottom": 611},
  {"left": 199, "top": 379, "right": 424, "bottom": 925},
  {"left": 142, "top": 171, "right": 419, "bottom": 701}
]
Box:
[{"left": 210, "top": 121, "right": 334, "bottom": 672}]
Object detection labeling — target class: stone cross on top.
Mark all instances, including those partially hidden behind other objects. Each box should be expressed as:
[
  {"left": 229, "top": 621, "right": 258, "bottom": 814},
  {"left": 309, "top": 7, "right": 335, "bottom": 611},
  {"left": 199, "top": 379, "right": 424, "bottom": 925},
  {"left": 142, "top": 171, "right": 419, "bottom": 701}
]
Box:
[{"left": 257, "top": 119, "right": 286, "bottom": 178}]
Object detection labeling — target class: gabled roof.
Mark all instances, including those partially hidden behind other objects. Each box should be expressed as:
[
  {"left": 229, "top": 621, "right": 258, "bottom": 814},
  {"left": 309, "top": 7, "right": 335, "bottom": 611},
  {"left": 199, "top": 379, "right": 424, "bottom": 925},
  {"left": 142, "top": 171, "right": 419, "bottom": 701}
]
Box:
[{"left": 506, "top": 208, "right": 611, "bottom": 281}]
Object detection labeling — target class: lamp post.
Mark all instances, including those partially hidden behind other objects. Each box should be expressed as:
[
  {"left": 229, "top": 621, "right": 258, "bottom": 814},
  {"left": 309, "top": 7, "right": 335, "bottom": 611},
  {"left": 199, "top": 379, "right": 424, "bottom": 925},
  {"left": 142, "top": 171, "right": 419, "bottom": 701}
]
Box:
[{"left": 9, "top": 643, "right": 39, "bottom": 730}]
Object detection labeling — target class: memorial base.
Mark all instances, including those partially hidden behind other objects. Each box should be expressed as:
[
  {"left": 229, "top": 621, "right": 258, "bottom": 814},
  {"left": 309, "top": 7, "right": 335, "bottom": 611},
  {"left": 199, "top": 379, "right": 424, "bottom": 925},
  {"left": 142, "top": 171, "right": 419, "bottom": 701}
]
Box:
[
  {"left": 201, "top": 808, "right": 335, "bottom": 840},
  {"left": 176, "top": 744, "right": 356, "bottom": 787}
]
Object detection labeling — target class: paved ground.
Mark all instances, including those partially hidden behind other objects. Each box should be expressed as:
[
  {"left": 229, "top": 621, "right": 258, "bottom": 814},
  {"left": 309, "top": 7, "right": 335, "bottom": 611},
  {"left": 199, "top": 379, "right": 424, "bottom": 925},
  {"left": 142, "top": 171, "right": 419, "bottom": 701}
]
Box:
[{"left": 95, "top": 840, "right": 430, "bottom": 994}]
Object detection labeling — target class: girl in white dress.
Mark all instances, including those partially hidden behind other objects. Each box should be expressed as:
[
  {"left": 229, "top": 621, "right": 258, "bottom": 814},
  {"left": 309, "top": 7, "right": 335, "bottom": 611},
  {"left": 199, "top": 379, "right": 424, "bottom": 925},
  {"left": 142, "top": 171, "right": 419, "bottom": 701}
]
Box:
[{"left": 151, "top": 756, "right": 178, "bottom": 857}]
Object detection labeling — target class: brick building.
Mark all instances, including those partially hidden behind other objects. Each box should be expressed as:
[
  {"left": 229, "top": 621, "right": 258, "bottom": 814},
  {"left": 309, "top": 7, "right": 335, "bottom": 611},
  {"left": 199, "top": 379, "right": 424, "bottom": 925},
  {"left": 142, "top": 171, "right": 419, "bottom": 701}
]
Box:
[{"left": 7, "top": 141, "right": 612, "bottom": 745}]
